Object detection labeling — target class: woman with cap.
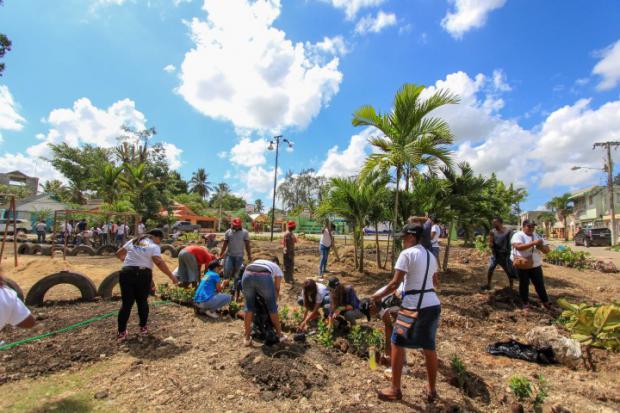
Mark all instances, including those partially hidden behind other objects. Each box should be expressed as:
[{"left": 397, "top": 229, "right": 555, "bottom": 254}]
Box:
[
  {"left": 282, "top": 220, "right": 297, "bottom": 287},
  {"left": 193, "top": 258, "right": 231, "bottom": 319},
  {"left": 511, "top": 220, "right": 551, "bottom": 312},
  {"left": 115, "top": 228, "right": 178, "bottom": 341},
  {"left": 177, "top": 244, "right": 215, "bottom": 288},
  {"left": 326, "top": 276, "right": 363, "bottom": 326},
  {"left": 371, "top": 223, "right": 441, "bottom": 402}
]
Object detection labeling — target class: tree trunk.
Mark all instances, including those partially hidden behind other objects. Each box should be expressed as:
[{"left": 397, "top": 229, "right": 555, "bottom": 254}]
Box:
[
  {"left": 392, "top": 167, "right": 401, "bottom": 270},
  {"left": 442, "top": 220, "right": 453, "bottom": 271},
  {"left": 375, "top": 223, "right": 381, "bottom": 269},
  {"left": 404, "top": 164, "right": 410, "bottom": 192},
  {"left": 564, "top": 217, "right": 568, "bottom": 241},
  {"left": 353, "top": 228, "right": 359, "bottom": 270},
  {"left": 383, "top": 232, "right": 391, "bottom": 269},
  {"left": 359, "top": 226, "right": 365, "bottom": 272}
]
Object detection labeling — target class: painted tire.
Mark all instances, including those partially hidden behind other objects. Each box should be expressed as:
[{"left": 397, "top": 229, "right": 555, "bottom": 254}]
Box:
[{"left": 25, "top": 271, "right": 98, "bottom": 306}]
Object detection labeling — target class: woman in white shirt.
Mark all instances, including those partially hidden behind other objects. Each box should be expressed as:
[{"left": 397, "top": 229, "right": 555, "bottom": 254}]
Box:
[
  {"left": 298, "top": 279, "right": 330, "bottom": 331},
  {"left": 115, "top": 229, "right": 178, "bottom": 341},
  {"left": 371, "top": 224, "right": 440, "bottom": 403},
  {"left": 511, "top": 220, "right": 551, "bottom": 311},
  {"left": 0, "top": 275, "right": 35, "bottom": 330},
  {"left": 318, "top": 223, "right": 335, "bottom": 278}
]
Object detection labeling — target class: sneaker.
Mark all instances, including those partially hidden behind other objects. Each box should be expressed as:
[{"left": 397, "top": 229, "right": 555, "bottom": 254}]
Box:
[
  {"left": 117, "top": 331, "right": 128, "bottom": 342},
  {"left": 278, "top": 335, "right": 290, "bottom": 344},
  {"left": 205, "top": 310, "right": 219, "bottom": 319},
  {"left": 139, "top": 326, "right": 148, "bottom": 335}
]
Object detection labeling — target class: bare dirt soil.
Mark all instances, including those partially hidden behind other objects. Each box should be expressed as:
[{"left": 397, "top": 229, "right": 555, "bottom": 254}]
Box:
[{"left": 1, "top": 239, "right": 619, "bottom": 413}]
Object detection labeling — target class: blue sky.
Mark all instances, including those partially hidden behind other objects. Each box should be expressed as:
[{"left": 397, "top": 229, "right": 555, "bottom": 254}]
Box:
[{"left": 1, "top": 0, "right": 619, "bottom": 211}]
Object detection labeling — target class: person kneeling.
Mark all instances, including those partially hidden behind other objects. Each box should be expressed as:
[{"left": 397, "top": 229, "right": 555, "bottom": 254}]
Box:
[
  {"left": 297, "top": 279, "right": 330, "bottom": 332},
  {"left": 194, "top": 259, "right": 231, "bottom": 319},
  {"left": 326, "top": 276, "right": 363, "bottom": 327}
]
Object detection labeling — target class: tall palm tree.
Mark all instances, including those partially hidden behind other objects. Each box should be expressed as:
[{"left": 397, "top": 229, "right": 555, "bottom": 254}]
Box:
[
  {"left": 92, "top": 164, "right": 124, "bottom": 204},
  {"left": 537, "top": 211, "right": 556, "bottom": 239},
  {"left": 190, "top": 168, "right": 213, "bottom": 200},
  {"left": 120, "top": 162, "right": 160, "bottom": 214},
  {"left": 360, "top": 171, "right": 391, "bottom": 269},
  {"left": 213, "top": 182, "right": 230, "bottom": 231},
  {"left": 353, "top": 83, "right": 459, "bottom": 253},
  {"left": 546, "top": 193, "right": 574, "bottom": 241},
  {"left": 255, "top": 199, "right": 264, "bottom": 213},
  {"left": 41, "top": 180, "right": 70, "bottom": 202}
]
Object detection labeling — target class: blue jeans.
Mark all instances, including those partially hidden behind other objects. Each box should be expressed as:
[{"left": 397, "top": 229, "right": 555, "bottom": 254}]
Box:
[
  {"left": 224, "top": 255, "right": 244, "bottom": 290},
  {"left": 319, "top": 244, "right": 330, "bottom": 275},
  {"left": 242, "top": 273, "right": 278, "bottom": 314},
  {"left": 196, "top": 293, "right": 232, "bottom": 311}
]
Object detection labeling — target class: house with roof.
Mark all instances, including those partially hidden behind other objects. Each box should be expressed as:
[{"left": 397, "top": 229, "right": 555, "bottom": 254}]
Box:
[
  {"left": 569, "top": 185, "right": 620, "bottom": 241},
  {"left": 0, "top": 170, "right": 39, "bottom": 195},
  {"left": 160, "top": 202, "right": 219, "bottom": 232},
  {"left": 1, "top": 193, "right": 68, "bottom": 226}
]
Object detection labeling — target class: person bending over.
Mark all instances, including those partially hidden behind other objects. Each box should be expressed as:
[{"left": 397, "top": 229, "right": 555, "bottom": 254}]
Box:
[
  {"left": 0, "top": 274, "right": 35, "bottom": 330},
  {"left": 177, "top": 244, "right": 214, "bottom": 288},
  {"left": 194, "top": 258, "right": 231, "bottom": 319},
  {"left": 326, "top": 276, "right": 363, "bottom": 326},
  {"left": 297, "top": 279, "right": 330, "bottom": 332}
]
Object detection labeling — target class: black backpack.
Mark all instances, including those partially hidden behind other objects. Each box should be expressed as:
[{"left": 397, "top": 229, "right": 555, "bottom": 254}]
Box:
[{"left": 251, "top": 295, "right": 279, "bottom": 346}]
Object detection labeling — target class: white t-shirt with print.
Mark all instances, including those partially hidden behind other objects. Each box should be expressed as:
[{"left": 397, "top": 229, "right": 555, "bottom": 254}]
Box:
[
  {"left": 395, "top": 244, "right": 440, "bottom": 309},
  {"left": 431, "top": 224, "right": 441, "bottom": 247},
  {"left": 122, "top": 238, "right": 161, "bottom": 269},
  {"left": 320, "top": 229, "right": 333, "bottom": 248},
  {"left": 510, "top": 231, "right": 545, "bottom": 268},
  {"left": 0, "top": 286, "right": 31, "bottom": 329}
]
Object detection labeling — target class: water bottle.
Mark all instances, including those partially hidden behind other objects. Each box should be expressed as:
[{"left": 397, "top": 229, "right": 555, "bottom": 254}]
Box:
[{"left": 369, "top": 347, "right": 377, "bottom": 370}]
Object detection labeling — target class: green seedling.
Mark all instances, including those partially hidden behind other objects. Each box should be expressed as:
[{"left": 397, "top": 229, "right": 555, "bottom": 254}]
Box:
[
  {"left": 509, "top": 375, "right": 533, "bottom": 403},
  {"left": 450, "top": 355, "right": 467, "bottom": 389}
]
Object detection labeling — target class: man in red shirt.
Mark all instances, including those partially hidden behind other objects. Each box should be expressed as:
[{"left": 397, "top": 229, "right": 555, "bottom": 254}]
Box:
[{"left": 177, "top": 245, "right": 214, "bottom": 287}]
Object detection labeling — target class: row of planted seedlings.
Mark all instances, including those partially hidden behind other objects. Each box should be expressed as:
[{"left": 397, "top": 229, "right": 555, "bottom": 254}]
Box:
[{"left": 155, "top": 282, "right": 243, "bottom": 318}]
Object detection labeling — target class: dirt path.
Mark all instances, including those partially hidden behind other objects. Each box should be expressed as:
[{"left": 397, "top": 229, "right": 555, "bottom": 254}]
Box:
[{"left": 1, "top": 241, "right": 619, "bottom": 412}]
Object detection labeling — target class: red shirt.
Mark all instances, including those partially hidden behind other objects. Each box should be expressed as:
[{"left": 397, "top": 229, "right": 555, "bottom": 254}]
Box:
[{"left": 184, "top": 245, "right": 213, "bottom": 266}]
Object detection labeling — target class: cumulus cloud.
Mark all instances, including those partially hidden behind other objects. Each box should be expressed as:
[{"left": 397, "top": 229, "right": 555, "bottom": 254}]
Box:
[
  {"left": 0, "top": 152, "right": 64, "bottom": 184},
  {"left": 236, "top": 165, "right": 281, "bottom": 201},
  {"left": 592, "top": 39, "right": 620, "bottom": 91},
  {"left": 163, "top": 64, "right": 177, "bottom": 73},
  {"left": 229, "top": 137, "right": 269, "bottom": 167},
  {"left": 161, "top": 142, "right": 184, "bottom": 169},
  {"left": 324, "top": 0, "right": 386, "bottom": 20},
  {"left": 318, "top": 128, "right": 374, "bottom": 178},
  {"left": 441, "top": 0, "right": 506, "bottom": 39},
  {"left": 177, "top": 0, "right": 343, "bottom": 134},
  {"left": 0, "top": 85, "right": 26, "bottom": 132},
  {"left": 355, "top": 10, "right": 397, "bottom": 35}
]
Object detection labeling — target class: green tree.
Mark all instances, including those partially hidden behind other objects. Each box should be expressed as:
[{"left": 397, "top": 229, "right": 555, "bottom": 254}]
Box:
[
  {"left": 90, "top": 164, "right": 124, "bottom": 204},
  {"left": 277, "top": 168, "right": 326, "bottom": 212},
  {"left": 537, "top": 211, "right": 556, "bottom": 239},
  {"left": 167, "top": 171, "right": 189, "bottom": 195},
  {"left": 0, "top": 0, "right": 11, "bottom": 76},
  {"left": 361, "top": 171, "right": 391, "bottom": 269},
  {"left": 190, "top": 168, "right": 213, "bottom": 200},
  {"left": 254, "top": 199, "right": 264, "bottom": 213},
  {"left": 353, "top": 83, "right": 458, "bottom": 259},
  {"left": 546, "top": 193, "right": 574, "bottom": 241},
  {"left": 41, "top": 180, "right": 70, "bottom": 202},
  {"left": 0, "top": 184, "right": 32, "bottom": 200}
]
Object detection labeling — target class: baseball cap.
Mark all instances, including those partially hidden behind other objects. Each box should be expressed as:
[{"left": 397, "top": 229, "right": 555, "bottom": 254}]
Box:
[
  {"left": 327, "top": 276, "right": 340, "bottom": 289},
  {"left": 232, "top": 218, "right": 242, "bottom": 228},
  {"left": 522, "top": 219, "right": 537, "bottom": 227},
  {"left": 287, "top": 220, "right": 296, "bottom": 229},
  {"left": 395, "top": 223, "right": 424, "bottom": 239},
  {"left": 148, "top": 228, "right": 164, "bottom": 238}
]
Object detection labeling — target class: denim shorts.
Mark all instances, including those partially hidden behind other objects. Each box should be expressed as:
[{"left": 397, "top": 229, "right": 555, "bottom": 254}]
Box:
[
  {"left": 391, "top": 305, "right": 441, "bottom": 351},
  {"left": 242, "top": 273, "right": 278, "bottom": 314},
  {"left": 224, "top": 255, "right": 244, "bottom": 282}
]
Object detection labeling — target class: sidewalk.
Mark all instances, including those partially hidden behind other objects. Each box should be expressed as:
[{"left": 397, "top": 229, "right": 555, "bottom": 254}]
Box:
[{"left": 548, "top": 239, "right": 620, "bottom": 266}]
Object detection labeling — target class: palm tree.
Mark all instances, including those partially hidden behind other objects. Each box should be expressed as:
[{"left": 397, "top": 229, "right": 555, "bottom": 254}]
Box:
[
  {"left": 120, "top": 162, "right": 160, "bottom": 214},
  {"left": 353, "top": 83, "right": 459, "bottom": 258},
  {"left": 360, "top": 171, "right": 391, "bottom": 269},
  {"left": 537, "top": 211, "right": 556, "bottom": 239},
  {"left": 546, "top": 193, "right": 574, "bottom": 241},
  {"left": 41, "top": 180, "right": 70, "bottom": 202},
  {"left": 213, "top": 182, "right": 230, "bottom": 231},
  {"left": 255, "top": 199, "right": 264, "bottom": 213},
  {"left": 91, "top": 164, "right": 124, "bottom": 204},
  {"left": 190, "top": 168, "right": 213, "bottom": 200}
]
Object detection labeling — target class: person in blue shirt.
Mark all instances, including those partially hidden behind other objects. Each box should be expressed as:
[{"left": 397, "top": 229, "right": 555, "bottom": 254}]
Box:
[{"left": 194, "top": 259, "right": 231, "bottom": 319}]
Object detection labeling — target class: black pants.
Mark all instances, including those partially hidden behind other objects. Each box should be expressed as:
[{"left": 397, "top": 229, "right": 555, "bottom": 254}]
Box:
[
  {"left": 37, "top": 231, "right": 46, "bottom": 243},
  {"left": 283, "top": 254, "right": 294, "bottom": 284},
  {"left": 517, "top": 266, "right": 549, "bottom": 304},
  {"left": 118, "top": 267, "right": 153, "bottom": 332}
]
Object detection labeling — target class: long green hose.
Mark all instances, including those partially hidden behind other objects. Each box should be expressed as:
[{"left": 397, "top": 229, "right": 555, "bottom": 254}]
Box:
[{"left": 0, "top": 300, "right": 172, "bottom": 351}]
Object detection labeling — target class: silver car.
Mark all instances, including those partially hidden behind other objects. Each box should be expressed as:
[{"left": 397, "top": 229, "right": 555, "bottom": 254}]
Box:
[{"left": 0, "top": 218, "right": 32, "bottom": 235}]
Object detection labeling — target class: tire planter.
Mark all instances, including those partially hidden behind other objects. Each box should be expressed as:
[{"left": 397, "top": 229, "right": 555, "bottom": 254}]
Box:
[
  {"left": 160, "top": 244, "right": 179, "bottom": 258},
  {"left": 17, "top": 243, "right": 32, "bottom": 255},
  {"left": 25, "top": 271, "right": 97, "bottom": 306},
  {"left": 41, "top": 245, "right": 67, "bottom": 257},
  {"left": 97, "top": 271, "right": 120, "bottom": 299},
  {"left": 176, "top": 245, "right": 186, "bottom": 256},
  {"left": 4, "top": 277, "right": 24, "bottom": 301},
  {"left": 68, "top": 245, "right": 96, "bottom": 256},
  {"left": 29, "top": 244, "right": 44, "bottom": 255},
  {"left": 96, "top": 244, "right": 118, "bottom": 256}
]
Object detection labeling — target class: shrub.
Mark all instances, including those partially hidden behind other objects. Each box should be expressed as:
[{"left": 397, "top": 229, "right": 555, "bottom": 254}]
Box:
[
  {"left": 347, "top": 325, "right": 383, "bottom": 356},
  {"left": 474, "top": 235, "right": 490, "bottom": 254},
  {"left": 544, "top": 247, "right": 591, "bottom": 270},
  {"left": 316, "top": 318, "right": 334, "bottom": 348},
  {"left": 509, "top": 375, "right": 532, "bottom": 402}
]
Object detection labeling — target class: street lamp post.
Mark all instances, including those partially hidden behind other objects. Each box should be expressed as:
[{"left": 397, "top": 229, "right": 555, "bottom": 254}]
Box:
[{"left": 268, "top": 135, "right": 293, "bottom": 242}]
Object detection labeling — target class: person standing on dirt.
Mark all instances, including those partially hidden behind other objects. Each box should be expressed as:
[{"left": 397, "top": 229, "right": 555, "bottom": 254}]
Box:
[
  {"left": 194, "top": 258, "right": 231, "bottom": 319},
  {"left": 421, "top": 214, "right": 435, "bottom": 251},
  {"left": 115, "top": 228, "right": 178, "bottom": 342},
  {"left": 35, "top": 220, "right": 47, "bottom": 244},
  {"left": 483, "top": 217, "right": 517, "bottom": 291},
  {"left": 241, "top": 256, "right": 287, "bottom": 346},
  {"left": 371, "top": 223, "right": 441, "bottom": 402},
  {"left": 297, "top": 278, "right": 330, "bottom": 331},
  {"left": 0, "top": 275, "right": 35, "bottom": 330},
  {"left": 325, "top": 276, "right": 363, "bottom": 326},
  {"left": 220, "top": 218, "right": 252, "bottom": 296},
  {"left": 177, "top": 245, "right": 214, "bottom": 288},
  {"left": 115, "top": 221, "right": 128, "bottom": 248},
  {"left": 430, "top": 217, "right": 441, "bottom": 260},
  {"left": 61, "top": 220, "right": 72, "bottom": 244},
  {"left": 318, "top": 223, "right": 335, "bottom": 279},
  {"left": 283, "top": 221, "right": 297, "bottom": 287},
  {"left": 511, "top": 220, "right": 551, "bottom": 312}
]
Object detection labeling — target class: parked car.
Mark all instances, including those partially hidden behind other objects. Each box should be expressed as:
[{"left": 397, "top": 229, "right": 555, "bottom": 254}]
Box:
[
  {"left": 574, "top": 227, "right": 611, "bottom": 247},
  {"left": 0, "top": 218, "right": 32, "bottom": 235},
  {"left": 170, "top": 221, "right": 201, "bottom": 233}
]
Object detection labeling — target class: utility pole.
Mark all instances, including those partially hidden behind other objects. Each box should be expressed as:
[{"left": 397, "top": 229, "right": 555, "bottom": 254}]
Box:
[
  {"left": 593, "top": 141, "right": 620, "bottom": 246},
  {"left": 267, "top": 136, "right": 294, "bottom": 242}
]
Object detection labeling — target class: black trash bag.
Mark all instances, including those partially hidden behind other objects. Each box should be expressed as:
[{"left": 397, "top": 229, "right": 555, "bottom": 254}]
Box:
[
  {"left": 486, "top": 339, "right": 556, "bottom": 365},
  {"left": 251, "top": 295, "right": 279, "bottom": 346}
]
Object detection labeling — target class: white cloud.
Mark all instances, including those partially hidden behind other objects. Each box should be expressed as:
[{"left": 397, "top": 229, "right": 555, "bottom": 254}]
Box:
[
  {"left": 177, "top": 0, "right": 343, "bottom": 134},
  {"left": 592, "top": 39, "right": 620, "bottom": 91},
  {"left": 441, "top": 0, "right": 506, "bottom": 39},
  {"left": 173, "top": 0, "right": 192, "bottom": 5},
  {"left": 236, "top": 165, "right": 281, "bottom": 200},
  {"left": 0, "top": 85, "right": 26, "bottom": 132},
  {"left": 229, "top": 137, "right": 269, "bottom": 167},
  {"left": 355, "top": 10, "right": 397, "bottom": 35},
  {"left": 318, "top": 128, "right": 374, "bottom": 178},
  {"left": 0, "top": 152, "right": 65, "bottom": 185},
  {"left": 324, "top": 0, "right": 386, "bottom": 20},
  {"left": 311, "top": 36, "right": 348, "bottom": 56},
  {"left": 163, "top": 64, "right": 176, "bottom": 73},
  {"left": 161, "top": 142, "right": 183, "bottom": 169}
]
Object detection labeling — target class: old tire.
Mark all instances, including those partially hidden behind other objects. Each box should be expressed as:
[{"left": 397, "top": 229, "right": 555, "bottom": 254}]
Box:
[
  {"left": 96, "top": 244, "right": 117, "bottom": 256},
  {"left": 25, "top": 271, "right": 97, "bottom": 306},
  {"left": 4, "top": 277, "right": 24, "bottom": 301},
  {"left": 97, "top": 271, "right": 120, "bottom": 299},
  {"left": 160, "top": 244, "right": 178, "bottom": 258},
  {"left": 41, "top": 245, "right": 67, "bottom": 256},
  {"left": 176, "top": 245, "right": 186, "bottom": 256},
  {"left": 17, "top": 243, "right": 32, "bottom": 255},
  {"left": 69, "top": 245, "right": 96, "bottom": 256},
  {"left": 30, "top": 244, "right": 44, "bottom": 255}
]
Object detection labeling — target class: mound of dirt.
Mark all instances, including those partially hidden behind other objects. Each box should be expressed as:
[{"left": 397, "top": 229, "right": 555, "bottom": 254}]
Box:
[{"left": 239, "top": 344, "right": 330, "bottom": 399}]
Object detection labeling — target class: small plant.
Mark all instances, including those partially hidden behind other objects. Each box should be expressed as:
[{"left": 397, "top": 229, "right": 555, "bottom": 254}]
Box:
[
  {"left": 291, "top": 308, "right": 303, "bottom": 325},
  {"left": 347, "top": 325, "right": 383, "bottom": 356},
  {"left": 228, "top": 300, "right": 240, "bottom": 317},
  {"left": 544, "top": 247, "right": 591, "bottom": 270},
  {"left": 316, "top": 318, "right": 334, "bottom": 348},
  {"left": 557, "top": 298, "right": 620, "bottom": 352},
  {"left": 450, "top": 355, "right": 467, "bottom": 389},
  {"left": 474, "top": 235, "right": 490, "bottom": 254},
  {"left": 533, "top": 375, "right": 548, "bottom": 410},
  {"left": 279, "top": 305, "right": 290, "bottom": 321},
  {"left": 509, "top": 375, "right": 532, "bottom": 403}
]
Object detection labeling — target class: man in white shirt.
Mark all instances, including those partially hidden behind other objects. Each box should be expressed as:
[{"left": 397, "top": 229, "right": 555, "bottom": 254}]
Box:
[
  {"left": 115, "top": 222, "right": 127, "bottom": 247},
  {"left": 0, "top": 276, "right": 35, "bottom": 330},
  {"left": 430, "top": 217, "right": 441, "bottom": 260}
]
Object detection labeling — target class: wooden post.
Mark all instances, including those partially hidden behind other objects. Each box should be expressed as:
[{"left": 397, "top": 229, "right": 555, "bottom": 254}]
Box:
[
  {"left": 11, "top": 197, "right": 17, "bottom": 267},
  {"left": 51, "top": 210, "right": 57, "bottom": 260},
  {"left": 0, "top": 195, "right": 11, "bottom": 265},
  {"left": 63, "top": 211, "right": 68, "bottom": 261}
]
